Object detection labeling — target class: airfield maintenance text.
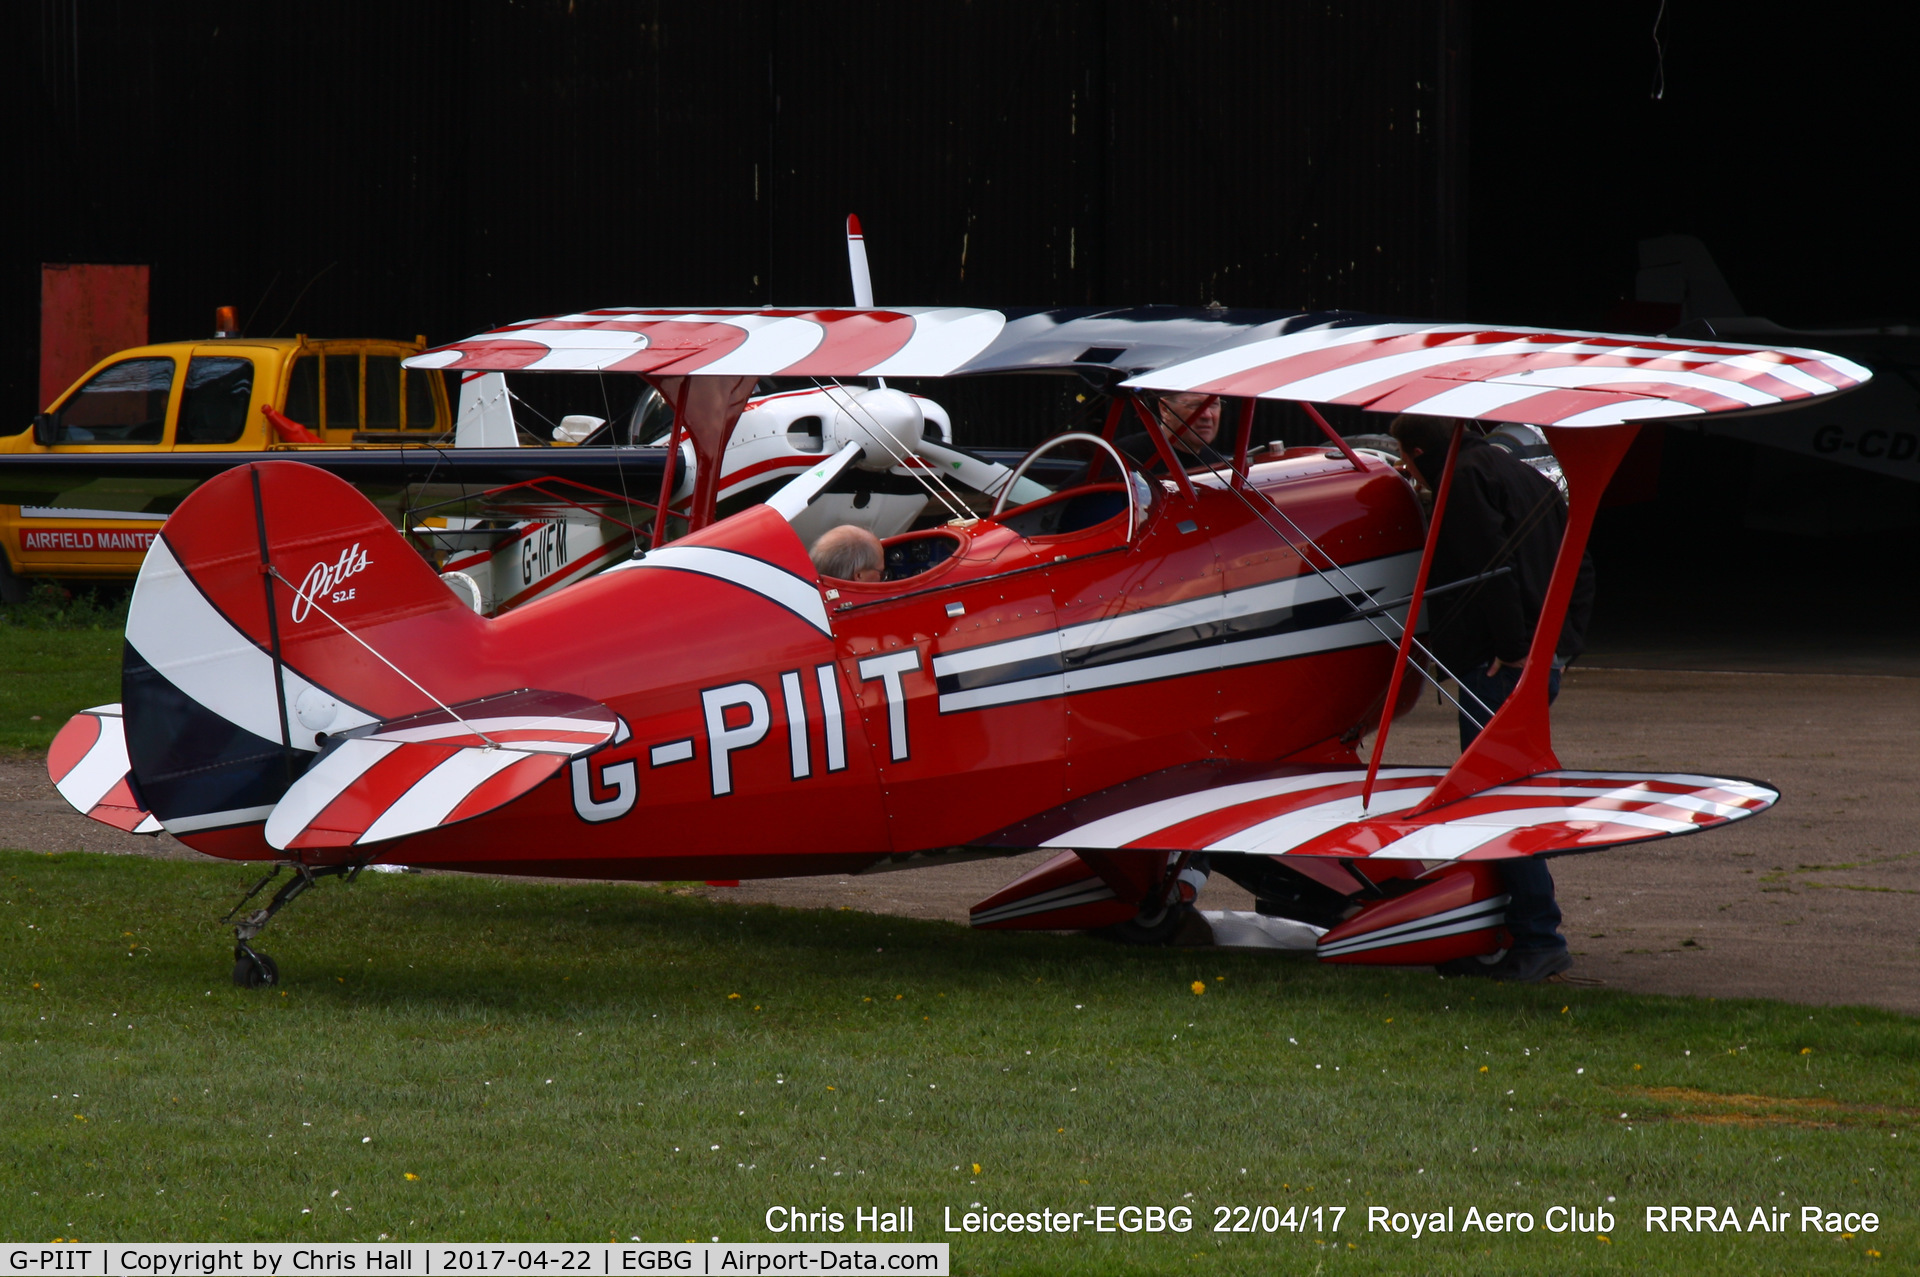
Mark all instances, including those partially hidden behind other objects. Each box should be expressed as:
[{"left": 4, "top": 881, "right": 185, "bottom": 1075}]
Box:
[{"left": 0, "top": 1246, "right": 947, "bottom": 1276}]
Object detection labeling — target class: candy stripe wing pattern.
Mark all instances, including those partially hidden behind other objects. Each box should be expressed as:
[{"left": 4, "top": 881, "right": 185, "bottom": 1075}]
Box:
[
  {"left": 972, "top": 762, "right": 1776, "bottom": 862},
  {"left": 264, "top": 689, "right": 619, "bottom": 851},
  {"left": 47, "top": 704, "right": 163, "bottom": 834},
  {"left": 1122, "top": 323, "right": 1871, "bottom": 426},
  {"left": 404, "top": 308, "right": 1008, "bottom": 378}
]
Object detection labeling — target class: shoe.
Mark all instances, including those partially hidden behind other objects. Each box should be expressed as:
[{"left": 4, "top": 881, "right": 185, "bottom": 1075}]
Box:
[{"left": 1489, "top": 947, "right": 1573, "bottom": 983}]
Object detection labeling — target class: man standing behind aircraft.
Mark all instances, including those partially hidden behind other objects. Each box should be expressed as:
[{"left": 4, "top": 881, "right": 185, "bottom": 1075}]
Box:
[
  {"left": 1390, "top": 414, "right": 1596, "bottom": 983},
  {"left": 1117, "top": 392, "right": 1222, "bottom": 471}
]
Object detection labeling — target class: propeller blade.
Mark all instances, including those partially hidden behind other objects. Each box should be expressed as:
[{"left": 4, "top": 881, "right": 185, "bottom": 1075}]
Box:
[
  {"left": 765, "top": 440, "right": 865, "bottom": 523},
  {"left": 915, "top": 439, "right": 1050, "bottom": 508},
  {"left": 847, "top": 214, "right": 874, "bottom": 309}
]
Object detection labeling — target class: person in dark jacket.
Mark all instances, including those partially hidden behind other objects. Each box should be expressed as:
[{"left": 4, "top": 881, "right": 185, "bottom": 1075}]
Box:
[
  {"left": 1390, "top": 414, "right": 1597, "bottom": 983},
  {"left": 1116, "top": 392, "right": 1222, "bottom": 472}
]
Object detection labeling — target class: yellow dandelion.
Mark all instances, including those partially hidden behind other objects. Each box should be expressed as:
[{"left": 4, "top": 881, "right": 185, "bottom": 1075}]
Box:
[
  {"left": 1597, "top": 1235, "right": 1611, "bottom": 1244},
  {"left": 972, "top": 1163, "right": 982, "bottom": 1174},
  {"left": 1478, "top": 1066, "right": 1488, "bottom": 1073},
  {"left": 1385, "top": 1018, "right": 1393, "bottom": 1023},
  {"left": 826, "top": 1086, "right": 835, "bottom": 1091},
  {"left": 728, "top": 993, "right": 741, "bottom": 1000},
  {"left": 404, "top": 1173, "right": 419, "bottom": 1181},
  {"left": 1633, "top": 1063, "right": 1642, "bottom": 1070},
  {"left": 1560, "top": 1005, "right": 1569, "bottom": 1014},
  {"left": 1190, "top": 981, "right": 1206, "bottom": 995},
  {"left": 1056, "top": 1127, "right": 1064, "bottom": 1133},
  {"left": 1801, "top": 1047, "right": 1813, "bottom": 1055}
]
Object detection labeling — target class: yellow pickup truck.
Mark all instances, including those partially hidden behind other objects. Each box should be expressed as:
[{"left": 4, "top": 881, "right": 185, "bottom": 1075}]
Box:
[{"left": 0, "top": 334, "right": 450, "bottom": 598}]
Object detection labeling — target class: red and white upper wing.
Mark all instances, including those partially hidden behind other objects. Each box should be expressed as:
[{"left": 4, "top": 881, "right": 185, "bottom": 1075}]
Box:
[
  {"left": 264, "top": 689, "right": 620, "bottom": 852},
  {"left": 1124, "top": 323, "right": 1871, "bottom": 426},
  {"left": 975, "top": 761, "right": 1775, "bottom": 862},
  {"left": 405, "top": 308, "right": 1006, "bottom": 378}
]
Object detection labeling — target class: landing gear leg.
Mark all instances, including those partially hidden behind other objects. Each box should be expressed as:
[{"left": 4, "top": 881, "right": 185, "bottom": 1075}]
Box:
[
  {"left": 221, "top": 862, "right": 354, "bottom": 988},
  {"left": 1094, "top": 852, "right": 1211, "bottom": 946}
]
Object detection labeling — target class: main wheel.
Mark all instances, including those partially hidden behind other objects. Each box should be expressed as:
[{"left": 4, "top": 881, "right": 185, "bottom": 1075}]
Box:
[
  {"left": 1094, "top": 900, "right": 1193, "bottom": 946},
  {"left": 232, "top": 949, "right": 280, "bottom": 989}
]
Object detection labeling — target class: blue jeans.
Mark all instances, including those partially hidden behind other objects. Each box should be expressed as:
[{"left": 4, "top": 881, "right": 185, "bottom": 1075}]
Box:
[{"left": 1455, "top": 661, "right": 1566, "bottom": 954}]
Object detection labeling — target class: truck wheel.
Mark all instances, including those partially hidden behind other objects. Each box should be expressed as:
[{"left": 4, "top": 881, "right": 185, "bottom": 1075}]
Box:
[{"left": 0, "top": 554, "right": 27, "bottom": 605}]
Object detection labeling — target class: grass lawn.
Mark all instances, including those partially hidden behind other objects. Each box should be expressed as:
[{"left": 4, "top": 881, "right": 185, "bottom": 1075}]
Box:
[
  {"left": 0, "top": 850, "right": 1912, "bottom": 1274},
  {"left": 0, "top": 614, "right": 125, "bottom": 752}
]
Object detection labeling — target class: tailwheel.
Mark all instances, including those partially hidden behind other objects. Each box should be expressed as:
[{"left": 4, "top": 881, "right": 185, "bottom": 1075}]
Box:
[
  {"left": 221, "top": 862, "right": 355, "bottom": 988},
  {"left": 232, "top": 945, "right": 279, "bottom": 989}
]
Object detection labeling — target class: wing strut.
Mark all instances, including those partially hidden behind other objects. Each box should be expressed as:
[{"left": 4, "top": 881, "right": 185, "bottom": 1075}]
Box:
[
  {"left": 1360, "top": 420, "right": 1463, "bottom": 808},
  {"left": 1230, "top": 397, "right": 1254, "bottom": 490},
  {"left": 1125, "top": 394, "right": 1197, "bottom": 499},
  {"left": 1300, "top": 403, "right": 1369, "bottom": 473},
  {"left": 644, "top": 374, "right": 758, "bottom": 546},
  {"left": 649, "top": 386, "right": 689, "bottom": 549},
  {"left": 1136, "top": 405, "right": 1497, "bottom": 733},
  {"left": 1411, "top": 423, "right": 1640, "bottom": 812}
]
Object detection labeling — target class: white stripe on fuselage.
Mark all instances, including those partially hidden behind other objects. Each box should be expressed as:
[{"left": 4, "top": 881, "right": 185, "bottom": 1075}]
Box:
[
  {"left": 932, "top": 551, "right": 1419, "bottom": 712},
  {"left": 612, "top": 544, "right": 832, "bottom": 635}
]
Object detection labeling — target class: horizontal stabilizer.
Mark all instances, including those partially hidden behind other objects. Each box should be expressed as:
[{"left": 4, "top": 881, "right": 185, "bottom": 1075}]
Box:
[
  {"left": 47, "top": 705, "right": 162, "bottom": 834},
  {"left": 265, "top": 690, "right": 619, "bottom": 851},
  {"left": 973, "top": 761, "right": 1776, "bottom": 863}
]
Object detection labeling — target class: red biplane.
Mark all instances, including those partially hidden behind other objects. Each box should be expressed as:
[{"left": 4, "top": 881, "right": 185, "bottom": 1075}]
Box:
[{"left": 39, "top": 284, "right": 1868, "bottom": 986}]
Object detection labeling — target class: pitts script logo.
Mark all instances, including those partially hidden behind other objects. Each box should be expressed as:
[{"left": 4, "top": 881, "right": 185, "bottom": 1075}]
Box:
[{"left": 291, "top": 543, "right": 372, "bottom": 622}]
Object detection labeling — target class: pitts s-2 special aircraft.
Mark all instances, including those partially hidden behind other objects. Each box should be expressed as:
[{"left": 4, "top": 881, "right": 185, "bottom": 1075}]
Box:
[{"left": 36, "top": 260, "right": 1870, "bottom": 986}]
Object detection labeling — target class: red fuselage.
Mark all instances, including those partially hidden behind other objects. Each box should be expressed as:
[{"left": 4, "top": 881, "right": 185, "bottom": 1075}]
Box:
[{"left": 175, "top": 448, "right": 1424, "bottom": 877}]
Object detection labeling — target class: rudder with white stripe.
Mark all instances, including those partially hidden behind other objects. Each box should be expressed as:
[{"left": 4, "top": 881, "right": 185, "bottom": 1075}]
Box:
[{"left": 121, "top": 461, "right": 492, "bottom": 843}]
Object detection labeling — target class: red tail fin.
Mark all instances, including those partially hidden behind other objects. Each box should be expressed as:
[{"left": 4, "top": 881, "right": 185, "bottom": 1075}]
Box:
[
  {"left": 152, "top": 460, "right": 489, "bottom": 723},
  {"left": 123, "top": 461, "right": 497, "bottom": 839}
]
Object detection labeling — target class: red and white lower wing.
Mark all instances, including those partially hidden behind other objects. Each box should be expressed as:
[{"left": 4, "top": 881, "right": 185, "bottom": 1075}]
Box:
[
  {"left": 1124, "top": 323, "right": 1870, "bottom": 426},
  {"left": 264, "top": 689, "right": 620, "bottom": 852},
  {"left": 405, "top": 308, "right": 1006, "bottom": 378},
  {"left": 47, "top": 704, "right": 162, "bottom": 834},
  {"left": 976, "top": 762, "right": 1775, "bottom": 862}
]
